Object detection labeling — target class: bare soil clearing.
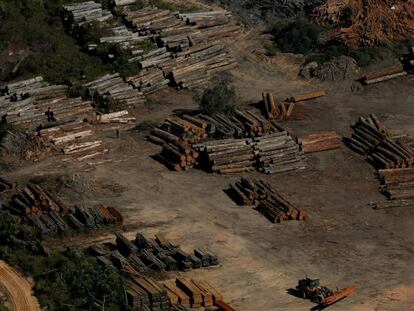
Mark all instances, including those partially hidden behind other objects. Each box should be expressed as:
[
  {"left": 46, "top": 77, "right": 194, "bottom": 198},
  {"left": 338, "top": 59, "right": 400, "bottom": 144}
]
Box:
[{"left": 2, "top": 31, "right": 414, "bottom": 311}]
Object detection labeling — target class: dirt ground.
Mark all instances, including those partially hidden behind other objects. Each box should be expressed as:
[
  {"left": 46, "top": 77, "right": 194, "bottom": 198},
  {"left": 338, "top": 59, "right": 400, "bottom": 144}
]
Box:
[{"left": 2, "top": 30, "right": 414, "bottom": 311}]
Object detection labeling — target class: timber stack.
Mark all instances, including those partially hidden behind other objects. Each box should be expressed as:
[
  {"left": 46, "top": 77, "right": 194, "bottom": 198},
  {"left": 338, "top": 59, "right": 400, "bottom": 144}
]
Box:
[
  {"left": 288, "top": 90, "right": 326, "bottom": 103},
  {"left": 4, "top": 184, "right": 123, "bottom": 236},
  {"left": 127, "top": 275, "right": 170, "bottom": 311},
  {"left": 127, "top": 68, "right": 170, "bottom": 94},
  {"left": 361, "top": 64, "right": 407, "bottom": 85},
  {"left": 63, "top": 1, "right": 112, "bottom": 27},
  {"left": 0, "top": 77, "right": 94, "bottom": 129},
  {"left": 252, "top": 132, "right": 306, "bottom": 175},
  {"left": 346, "top": 114, "right": 414, "bottom": 169},
  {"left": 262, "top": 92, "right": 295, "bottom": 120},
  {"left": 0, "top": 178, "right": 14, "bottom": 193},
  {"left": 378, "top": 168, "right": 414, "bottom": 200},
  {"left": 228, "top": 177, "right": 308, "bottom": 223},
  {"left": 149, "top": 115, "right": 209, "bottom": 171},
  {"left": 83, "top": 73, "right": 146, "bottom": 108},
  {"left": 95, "top": 110, "right": 136, "bottom": 124},
  {"left": 91, "top": 232, "right": 218, "bottom": 274},
  {"left": 298, "top": 131, "right": 341, "bottom": 153},
  {"left": 194, "top": 138, "right": 256, "bottom": 174}
]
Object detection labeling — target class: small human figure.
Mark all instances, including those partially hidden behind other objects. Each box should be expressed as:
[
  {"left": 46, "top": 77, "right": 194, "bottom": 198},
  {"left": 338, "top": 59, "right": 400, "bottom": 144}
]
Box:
[
  {"left": 45, "top": 107, "right": 56, "bottom": 122},
  {"left": 116, "top": 128, "right": 120, "bottom": 139}
]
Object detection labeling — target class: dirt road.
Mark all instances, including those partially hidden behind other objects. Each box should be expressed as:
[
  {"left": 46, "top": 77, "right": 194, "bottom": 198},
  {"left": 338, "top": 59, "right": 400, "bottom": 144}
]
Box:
[{"left": 0, "top": 261, "right": 41, "bottom": 311}]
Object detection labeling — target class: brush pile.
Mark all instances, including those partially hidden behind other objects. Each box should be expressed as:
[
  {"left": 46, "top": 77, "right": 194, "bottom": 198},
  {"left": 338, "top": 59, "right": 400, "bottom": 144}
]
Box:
[
  {"left": 91, "top": 232, "right": 218, "bottom": 275},
  {"left": 228, "top": 177, "right": 308, "bottom": 223},
  {"left": 346, "top": 115, "right": 414, "bottom": 169},
  {"left": 313, "top": 0, "right": 414, "bottom": 47},
  {"left": 4, "top": 184, "right": 123, "bottom": 236}
]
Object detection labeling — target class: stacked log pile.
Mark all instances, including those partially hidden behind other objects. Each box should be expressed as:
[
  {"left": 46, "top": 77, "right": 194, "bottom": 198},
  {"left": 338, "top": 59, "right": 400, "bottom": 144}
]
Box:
[
  {"left": 149, "top": 115, "right": 209, "bottom": 171},
  {"left": 378, "top": 168, "right": 414, "bottom": 200},
  {"left": 1, "top": 76, "right": 48, "bottom": 99},
  {"left": 228, "top": 177, "right": 308, "bottom": 223},
  {"left": 346, "top": 115, "right": 414, "bottom": 169},
  {"left": 127, "top": 276, "right": 170, "bottom": 311},
  {"left": 0, "top": 178, "right": 14, "bottom": 193},
  {"left": 252, "top": 133, "right": 306, "bottom": 175},
  {"left": 84, "top": 73, "right": 146, "bottom": 107},
  {"left": 127, "top": 68, "right": 170, "bottom": 94},
  {"left": 92, "top": 232, "right": 218, "bottom": 275},
  {"left": 63, "top": 1, "right": 112, "bottom": 27},
  {"left": 166, "top": 43, "right": 236, "bottom": 89},
  {"left": 289, "top": 90, "right": 326, "bottom": 103},
  {"left": 4, "top": 184, "right": 122, "bottom": 236},
  {"left": 361, "top": 64, "right": 407, "bottom": 85},
  {"left": 96, "top": 110, "right": 136, "bottom": 124},
  {"left": 194, "top": 138, "right": 256, "bottom": 174},
  {"left": 298, "top": 131, "right": 341, "bottom": 153}
]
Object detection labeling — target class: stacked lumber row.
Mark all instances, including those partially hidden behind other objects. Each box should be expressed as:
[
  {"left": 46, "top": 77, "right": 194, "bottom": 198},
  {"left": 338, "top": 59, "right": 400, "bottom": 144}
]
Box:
[
  {"left": 83, "top": 73, "right": 146, "bottom": 107},
  {"left": 228, "top": 177, "right": 308, "bottom": 223},
  {"left": 63, "top": 1, "right": 112, "bottom": 27},
  {"left": 127, "top": 276, "right": 170, "bottom": 311},
  {"left": 111, "top": 232, "right": 218, "bottom": 273},
  {"left": 262, "top": 92, "right": 295, "bottom": 120},
  {"left": 198, "top": 110, "right": 280, "bottom": 139},
  {"left": 194, "top": 138, "right": 256, "bottom": 174},
  {"left": 38, "top": 121, "right": 108, "bottom": 161},
  {"left": 96, "top": 110, "right": 136, "bottom": 124},
  {"left": 127, "top": 68, "right": 170, "bottom": 94},
  {"left": 163, "top": 277, "right": 228, "bottom": 309},
  {"left": 0, "top": 178, "right": 13, "bottom": 193},
  {"left": 346, "top": 115, "right": 414, "bottom": 169},
  {"left": 252, "top": 133, "right": 306, "bottom": 175},
  {"left": 378, "top": 168, "right": 414, "bottom": 200},
  {"left": 166, "top": 44, "right": 236, "bottom": 89},
  {"left": 149, "top": 115, "right": 209, "bottom": 171},
  {"left": 298, "top": 131, "right": 341, "bottom": 153},
  {"left": 1, "top": 76, "right": 48, "bottom": 99},
  {"left": 361, "top": 64, "right": 407, "bottom": 85}
]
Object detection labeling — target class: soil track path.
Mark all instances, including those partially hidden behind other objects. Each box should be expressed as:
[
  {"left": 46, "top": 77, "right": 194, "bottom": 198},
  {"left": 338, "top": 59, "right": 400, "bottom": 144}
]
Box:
[{"left": 0, "top": 261, "right": 41, "bottom": 311}]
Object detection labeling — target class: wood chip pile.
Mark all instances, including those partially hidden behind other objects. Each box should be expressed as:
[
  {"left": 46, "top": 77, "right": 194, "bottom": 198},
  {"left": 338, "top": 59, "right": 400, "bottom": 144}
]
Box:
[
  {"left": 91, "top": 232, "right": 218, "bottom": 274},
  {"left": 346, "top": 115, "right": 414, "bottom": 169},
  {"left": 4, "top": 184, "right": 122, "bottom": 236},
  {"left": 298, "top": 131, "right": 341, "bottom": 153},
  {"left": 252, "top": 132, "right": 306, "bottom": 175},
  {"left": 228, "top": 177, "right": 308, "bottom": 223},
  {"left": 63, "top": 1, "right": 113, "bottom": 26},
  {"left": 83, "top": 73, "right": 146, "bottom": 107},
  {"left": 0, "top": 77, "right": 94, "bottom": 129},
  {"left": 63, "top": 1, "right": 112, "bottom": 26}
]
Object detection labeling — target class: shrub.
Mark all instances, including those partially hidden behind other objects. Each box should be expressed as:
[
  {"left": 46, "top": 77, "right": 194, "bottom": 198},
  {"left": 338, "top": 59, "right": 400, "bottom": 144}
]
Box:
[{"left": 199, "top": 73, "right": 236, "bottom": 116}]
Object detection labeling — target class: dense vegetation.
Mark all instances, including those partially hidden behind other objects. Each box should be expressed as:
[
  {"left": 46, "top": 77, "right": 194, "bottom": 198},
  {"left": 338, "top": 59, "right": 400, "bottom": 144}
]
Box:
[
  {"left": 0, "top": 210, "right": 127, "bottom": 311},
  {"left": 199, "top": 73, "right": 237, "bottom": 116}
]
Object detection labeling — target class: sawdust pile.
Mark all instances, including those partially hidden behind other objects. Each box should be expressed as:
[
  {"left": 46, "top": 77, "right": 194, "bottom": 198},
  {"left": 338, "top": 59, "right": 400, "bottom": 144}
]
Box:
[{"left": 313, "top": 0, "right": 414, "bottom": 47}]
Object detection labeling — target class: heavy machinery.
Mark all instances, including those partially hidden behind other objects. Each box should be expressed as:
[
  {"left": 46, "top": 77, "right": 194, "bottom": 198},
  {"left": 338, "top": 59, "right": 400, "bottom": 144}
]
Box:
[{"left": 296, "top": 278, "right": 356, "bottom": 307}]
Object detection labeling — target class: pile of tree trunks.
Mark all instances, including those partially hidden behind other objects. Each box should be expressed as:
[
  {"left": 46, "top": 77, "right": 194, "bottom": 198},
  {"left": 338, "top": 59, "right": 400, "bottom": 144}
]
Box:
[
  {"left": 346, "top": 114, "right": 414, "bottom": 169},
  {"left": 63, "top": 1, "right": 113, "bottom": 27},
  {"left": 262, "top": 92, "right": 294, "bottom": 120},
  {"left": 166, "top": 44, "right": 236, "bottom": 90},
  {"left": 298, "top": 131, "right": 341, "bottom": 153},
  {"left": 149, "top": 115, "right": 209, "bottom": 171},
  {"left": 0, "top": 178, "right": 14, "bottom": 193},
  {"left": 252, "top": 132, "right": 306, "bottom": 175},
  {"left": 83, "top": 73, "right": 146, "bottom": 107},
  {"left": 92, "top": 232, "right": 218, "bottom": 276},
  {"left": 95, "top": 110, "right": 136, "bottom": 124},
  {"left": 0, "top": 76, "right": 49, "bottom": 99},
  {"left": 194, "top": 138, "right": 256, "bottom": 174},
  {"left": 133, "top": 47, "right": 174, "bottom": 68},
  {"left": 127, "top": 275, "right": 170, "bottom": 311},
  {"left": 4, "top": 184, "right": 122, "bottom": 236},
  {"left": 228, "top": 177, "right": 308, "bottom": 223},
  {"left": 127, "top": 68, "right": 170, "bottom": 94},
  {"left": 361, "top": 64, "right": 407, "bottom": 85},
  {"left": 288, "top": 90, "right": 326, "bottom": 103},
  {"left": 378, "top": 168, "right": 414, "bottom": 200}
]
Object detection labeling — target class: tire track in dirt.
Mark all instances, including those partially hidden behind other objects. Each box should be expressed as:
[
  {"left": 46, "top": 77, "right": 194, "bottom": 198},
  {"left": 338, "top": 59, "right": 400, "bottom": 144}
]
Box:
[{"left": 0, "top": 261, "right": 41, "bottom": 311}]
